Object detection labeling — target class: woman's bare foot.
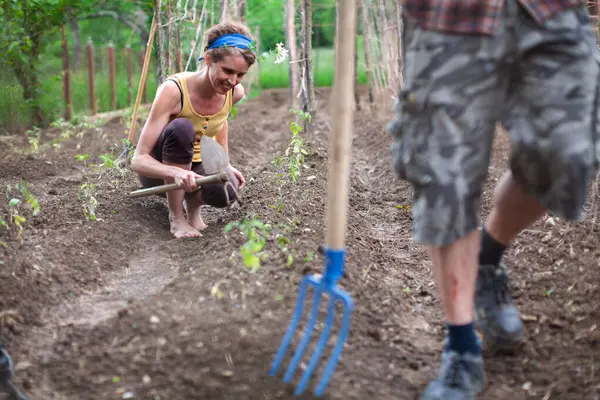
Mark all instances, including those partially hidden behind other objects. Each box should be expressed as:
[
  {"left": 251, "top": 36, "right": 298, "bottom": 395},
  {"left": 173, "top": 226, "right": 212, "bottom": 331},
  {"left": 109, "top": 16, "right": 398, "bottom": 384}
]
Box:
[
  {"left": 170, "top": 216, "right": 202, "bottom": 238},
  {"left": 187, "top": 206, "right": 208, "bottom": 230}
]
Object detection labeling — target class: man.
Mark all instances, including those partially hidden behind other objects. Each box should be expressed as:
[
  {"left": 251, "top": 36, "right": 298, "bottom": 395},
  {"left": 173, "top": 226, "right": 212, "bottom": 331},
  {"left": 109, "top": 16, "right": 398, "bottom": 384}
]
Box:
[
  {"left": 0, "top": 345, "right": 29, "bottom": 399},
  {"left": 387, "top": 1, "right": 599, "bottom": 399}
]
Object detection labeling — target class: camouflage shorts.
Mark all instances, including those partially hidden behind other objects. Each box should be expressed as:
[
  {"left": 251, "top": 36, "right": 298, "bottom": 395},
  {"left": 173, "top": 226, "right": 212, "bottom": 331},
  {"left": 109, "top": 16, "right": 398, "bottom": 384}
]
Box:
[{"left": 387, "top": 1, "right": 600, "bottom": 247}]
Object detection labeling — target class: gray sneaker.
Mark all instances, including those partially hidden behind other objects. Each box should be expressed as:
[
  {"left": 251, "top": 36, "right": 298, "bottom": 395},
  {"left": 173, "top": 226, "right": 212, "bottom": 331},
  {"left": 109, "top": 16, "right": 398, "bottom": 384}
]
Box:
[
  {"left": 474, "top": 262, "right": 525, "bottom": 351},
  {"left": 421, "top": 350, "right": 485, "bottom": 400}
]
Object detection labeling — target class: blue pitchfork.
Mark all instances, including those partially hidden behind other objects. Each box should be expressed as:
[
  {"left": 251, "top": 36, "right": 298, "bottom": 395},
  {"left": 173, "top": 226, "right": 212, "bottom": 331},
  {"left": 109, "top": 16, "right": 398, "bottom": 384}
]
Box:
[{"left": 269, "top": 1, "right": 358, "bottom": 396}]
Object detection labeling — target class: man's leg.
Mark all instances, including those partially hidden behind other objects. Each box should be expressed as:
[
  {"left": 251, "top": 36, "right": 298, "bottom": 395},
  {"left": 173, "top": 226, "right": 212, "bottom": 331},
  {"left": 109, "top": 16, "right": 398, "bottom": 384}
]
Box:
[
  {"left": 473, "top": 170, "right": 545, "bottom": 350},
  {"left": 387, "top": 16, "right": 509, "bottom": 400},
  {"left": 474, "top": 3, "right": 600, "bottom": 351}
]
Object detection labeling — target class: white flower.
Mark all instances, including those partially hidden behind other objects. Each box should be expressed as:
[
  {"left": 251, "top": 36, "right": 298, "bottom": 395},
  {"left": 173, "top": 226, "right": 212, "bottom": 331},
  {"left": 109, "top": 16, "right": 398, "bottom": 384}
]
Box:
[{"left": 274, "top": 42, "right": 289, "bottom": 64}]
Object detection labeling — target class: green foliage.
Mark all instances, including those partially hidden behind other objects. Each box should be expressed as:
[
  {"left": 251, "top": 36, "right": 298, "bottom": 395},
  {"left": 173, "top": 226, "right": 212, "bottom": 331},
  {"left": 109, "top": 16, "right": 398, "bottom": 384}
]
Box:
[
  {"left": 3, "top": 178, "right": 41, "bottom": 242},
  {"left": 0, "top": 0, "right": 105, "bottom": 124},
  {"left": 224, "top": 215, "right": 300, "bottom": 271},
  {"left": 78, "top": 182, "right": 98, "bottom": 221},
  {"left": 225, "top": 216, "right": 270, "bottom": 272},
  {"left": 274, "top": 109, "right": 311, "bottom": 183},
  {"left": 0, "top": 0, "right": 369, "bottom": 130}
]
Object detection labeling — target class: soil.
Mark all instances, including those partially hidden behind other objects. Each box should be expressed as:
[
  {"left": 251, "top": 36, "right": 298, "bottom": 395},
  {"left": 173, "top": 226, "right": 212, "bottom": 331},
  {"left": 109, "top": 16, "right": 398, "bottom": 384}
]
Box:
[{"left": 0, "top": 86, "right": 598, "bottom": 400}]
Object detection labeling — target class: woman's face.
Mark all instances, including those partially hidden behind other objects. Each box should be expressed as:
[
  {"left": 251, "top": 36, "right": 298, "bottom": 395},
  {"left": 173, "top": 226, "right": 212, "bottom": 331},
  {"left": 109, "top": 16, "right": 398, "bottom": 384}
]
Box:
[{"left": 206, "top": 53, "right": 250, "bottom": 94}]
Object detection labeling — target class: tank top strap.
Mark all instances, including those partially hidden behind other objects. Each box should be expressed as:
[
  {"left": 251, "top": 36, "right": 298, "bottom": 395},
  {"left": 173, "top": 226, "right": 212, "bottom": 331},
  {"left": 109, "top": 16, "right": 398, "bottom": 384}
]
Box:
[{"left": 166, "top": 72, "right": 195, "bottom": 117}]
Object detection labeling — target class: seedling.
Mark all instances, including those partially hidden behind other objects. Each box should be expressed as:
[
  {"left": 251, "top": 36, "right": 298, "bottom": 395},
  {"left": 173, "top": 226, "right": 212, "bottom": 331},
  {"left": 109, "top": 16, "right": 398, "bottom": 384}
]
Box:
[
  {"left": 3, "top": 179, "right": 40, "bottom": 242},
  {"left": 78, "top": 182, "right": 98, "bottom": 221},
  {"left": 224, "top": 216, "right": 270, "bottom": 271},
  {"left": 274, "top": 111, "right": 311, "bottom": 183},
  {"left": 75, "top": 153, "right": 90, "bottom": 167},
  {"left": 224, "top": 217, "right": 300, "bottom": 271}
]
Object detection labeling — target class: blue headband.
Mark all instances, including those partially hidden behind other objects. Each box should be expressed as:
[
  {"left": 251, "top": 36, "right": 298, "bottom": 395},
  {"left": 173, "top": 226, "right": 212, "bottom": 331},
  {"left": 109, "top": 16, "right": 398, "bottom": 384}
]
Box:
[{"left": 198, "top": 33, "right": 253, "bottom": 61}]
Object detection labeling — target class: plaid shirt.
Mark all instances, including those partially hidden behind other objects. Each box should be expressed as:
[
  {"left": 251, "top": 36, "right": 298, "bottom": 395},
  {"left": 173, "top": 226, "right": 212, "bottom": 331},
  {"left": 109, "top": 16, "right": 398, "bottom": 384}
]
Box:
[{"left": 402, "top": 0, "right": 585, "bottom": 35}]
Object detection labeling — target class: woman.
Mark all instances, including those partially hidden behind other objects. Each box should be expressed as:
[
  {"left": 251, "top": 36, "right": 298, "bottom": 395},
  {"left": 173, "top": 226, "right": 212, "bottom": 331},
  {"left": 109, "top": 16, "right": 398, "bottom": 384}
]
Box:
[{"left": 131, "top": 21, "right": 255, "bottom": 239}]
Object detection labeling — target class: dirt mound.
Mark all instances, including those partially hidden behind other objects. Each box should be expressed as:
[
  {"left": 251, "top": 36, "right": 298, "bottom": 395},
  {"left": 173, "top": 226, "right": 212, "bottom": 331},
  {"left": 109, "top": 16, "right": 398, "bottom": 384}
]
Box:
[{"left": 0, "top": 87, "right": 598, "bottom": 400}]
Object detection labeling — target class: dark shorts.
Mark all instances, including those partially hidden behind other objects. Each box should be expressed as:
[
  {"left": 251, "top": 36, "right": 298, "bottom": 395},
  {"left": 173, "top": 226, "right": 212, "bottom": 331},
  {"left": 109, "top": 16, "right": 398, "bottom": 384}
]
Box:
[
  {"left": 137, "top": 118, "right": 239, "bottom": 208},
  {"left": 387, "top": 1, "right": 600, "bottom": 246}
]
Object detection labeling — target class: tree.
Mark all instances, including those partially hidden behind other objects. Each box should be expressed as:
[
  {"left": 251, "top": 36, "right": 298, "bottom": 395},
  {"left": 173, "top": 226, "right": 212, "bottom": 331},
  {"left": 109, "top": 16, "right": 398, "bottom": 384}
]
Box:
[{"left": 0, "top": 0, "right": 102, "bottom": 126}]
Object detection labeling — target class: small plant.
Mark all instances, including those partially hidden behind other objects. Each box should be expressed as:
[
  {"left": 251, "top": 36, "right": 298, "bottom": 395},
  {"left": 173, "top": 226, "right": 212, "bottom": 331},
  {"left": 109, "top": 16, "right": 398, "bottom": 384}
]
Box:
[
  {"left": 224, "top": 217, "right": 301, "bottom": 271},
  {"left": 75, "top": 153, "right": 90, "bottom": 167},
  {"left": 274, "top": 110, "right": 311, "bottom": 183},
  {"left": 98, "top": 152, "right": 117, "bottom": 169},
  {"left": 225, "top": 216, "right": 270, "bottom": 271},
  {"left": 3, "top": 179, "right": 40, "bottom": 242},
  {"left": 26, "top": 126, "right": 41, "bottom": 152},
  {"left": 78, "top": 182, "right": 98, "bottom": 221}
]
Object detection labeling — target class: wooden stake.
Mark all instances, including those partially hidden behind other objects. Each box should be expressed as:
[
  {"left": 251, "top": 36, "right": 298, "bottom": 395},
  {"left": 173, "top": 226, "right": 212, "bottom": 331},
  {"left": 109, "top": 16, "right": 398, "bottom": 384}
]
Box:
[{"left": 127, "top": 17, "right": 158, "bottom": 144}]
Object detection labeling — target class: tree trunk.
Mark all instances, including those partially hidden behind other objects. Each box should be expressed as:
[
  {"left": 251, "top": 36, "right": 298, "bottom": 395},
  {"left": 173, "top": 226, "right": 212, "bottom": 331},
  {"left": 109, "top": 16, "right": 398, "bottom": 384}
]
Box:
[
  {"left": 354, "top": 21, "right": 360, "bottom": 111},
  {"left": 300, "top": 0, "right": 315, "bottom": 115},
  {"left": 239, "top": 0, "right": 246, "bottom": 22},
  {"left": 166, "top": 0, "right": 174, "bottom": 75},
  {"left": 12, "top": 39, "right": 45, "bottom": 127},
  {"left": 220, "top": 0, "right": 228, "bottom": 22},
  {"left": 285, "top": 0, "right": 299, "bottom": 109},
  {"left": 69, "top": 18, "right": 81, "bottom": 70},
  {"left": 360, "top": 0, "right": 374, "bottom": 104},
  {"left": 154, "top": 0, "right": 166, "bottom": 83}
]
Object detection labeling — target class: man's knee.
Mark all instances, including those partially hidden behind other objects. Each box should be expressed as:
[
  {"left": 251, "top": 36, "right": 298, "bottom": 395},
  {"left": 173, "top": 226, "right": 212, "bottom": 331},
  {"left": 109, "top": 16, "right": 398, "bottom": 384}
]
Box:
[
  {"left": 510, "top": 145, "right": 594, "bottom": 221},
  {"left": 162, "top": 118, "right": 195, "bottom": 164}
]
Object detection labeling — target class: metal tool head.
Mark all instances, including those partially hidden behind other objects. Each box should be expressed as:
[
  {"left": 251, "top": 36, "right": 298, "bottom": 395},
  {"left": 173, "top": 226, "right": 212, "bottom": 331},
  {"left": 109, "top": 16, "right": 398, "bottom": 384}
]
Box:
[
  {"left": 269, "top": 248, "right": 354, "bottom": 397},
  {"left": 200, "top": 135, "right": 229, "bottom": 174}
]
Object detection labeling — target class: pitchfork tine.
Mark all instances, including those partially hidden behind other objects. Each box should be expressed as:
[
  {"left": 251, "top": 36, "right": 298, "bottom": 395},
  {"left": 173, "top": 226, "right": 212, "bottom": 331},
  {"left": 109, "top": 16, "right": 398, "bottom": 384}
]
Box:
[
  {"left": 294, "top": 294, "right": 337, "bottom": 395},
  {"left": 283, "top": 289, "right": 322, "bottom": 382},
  {"left": 316, "top": 291, "right": 353, "bottom": 396},
  {"left": 269, "top": 277, "right": 311, "bottom": 376}
]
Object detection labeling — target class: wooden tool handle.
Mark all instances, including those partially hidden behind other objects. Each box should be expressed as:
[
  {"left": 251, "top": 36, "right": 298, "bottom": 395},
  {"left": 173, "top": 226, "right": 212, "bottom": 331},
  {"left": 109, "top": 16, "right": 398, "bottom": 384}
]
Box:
[
  {"left": 326, "top": 0, "right": 357, "bottom": 249},
  {"left": 128, "top": 172, "right": 229, "bottom": 198}
]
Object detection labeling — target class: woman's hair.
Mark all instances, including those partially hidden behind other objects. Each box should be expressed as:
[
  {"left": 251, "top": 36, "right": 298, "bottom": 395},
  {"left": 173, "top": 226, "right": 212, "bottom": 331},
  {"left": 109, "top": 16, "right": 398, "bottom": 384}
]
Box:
[{"left": 204, "top": 21, "right": 256, "bottom": 66}]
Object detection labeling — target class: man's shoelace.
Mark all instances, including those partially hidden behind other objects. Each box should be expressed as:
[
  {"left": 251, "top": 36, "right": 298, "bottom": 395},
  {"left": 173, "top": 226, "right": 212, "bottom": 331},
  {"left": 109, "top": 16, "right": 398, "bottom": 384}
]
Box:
[
  {"left": 479, "top": 266, "right": 513, "bottom": 305},
  {"left": 443, "top": 358, "right": 472, "bottom": 389}
]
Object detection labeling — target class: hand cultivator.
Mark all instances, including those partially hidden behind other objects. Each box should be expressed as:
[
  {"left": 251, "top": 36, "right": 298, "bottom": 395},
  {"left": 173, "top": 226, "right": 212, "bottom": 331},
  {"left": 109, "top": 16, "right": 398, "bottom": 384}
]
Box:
[{"left": 269, "top": 1, "right": 357, "bottom": 397}]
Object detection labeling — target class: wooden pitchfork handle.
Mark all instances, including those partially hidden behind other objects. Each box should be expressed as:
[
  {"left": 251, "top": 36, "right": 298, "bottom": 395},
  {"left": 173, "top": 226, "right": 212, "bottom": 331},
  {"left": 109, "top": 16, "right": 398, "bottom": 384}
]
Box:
[{"left": 128, "top": 172, "right": 229, "bottom": 198}]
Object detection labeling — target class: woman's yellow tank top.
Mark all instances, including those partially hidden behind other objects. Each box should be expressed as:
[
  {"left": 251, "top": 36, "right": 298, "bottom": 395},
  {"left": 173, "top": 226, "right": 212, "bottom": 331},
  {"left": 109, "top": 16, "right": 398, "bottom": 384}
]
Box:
[{"left": 166, "top": 72, "right": 233, "bottom": 163}]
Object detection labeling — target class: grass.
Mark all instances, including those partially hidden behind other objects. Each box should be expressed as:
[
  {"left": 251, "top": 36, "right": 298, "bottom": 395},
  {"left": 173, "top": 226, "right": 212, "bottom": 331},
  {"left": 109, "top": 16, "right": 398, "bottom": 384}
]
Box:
[{"left": 0, "top": 37, "right": 369, "bottom": 132}]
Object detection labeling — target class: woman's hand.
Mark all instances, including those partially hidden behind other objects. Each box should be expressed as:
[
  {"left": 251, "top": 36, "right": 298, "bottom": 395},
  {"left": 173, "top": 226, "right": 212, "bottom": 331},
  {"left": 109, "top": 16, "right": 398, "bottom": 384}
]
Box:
[
  {"left": 229, "top": 165, "right": 246, "bottom": 189},
  {"left": 173, "top": 169, "right": 204, "bottom": 192}
]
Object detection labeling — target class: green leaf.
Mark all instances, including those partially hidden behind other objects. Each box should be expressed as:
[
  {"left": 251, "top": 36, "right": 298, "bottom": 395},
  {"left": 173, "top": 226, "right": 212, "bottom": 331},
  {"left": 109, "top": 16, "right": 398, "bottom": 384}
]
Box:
[{"left": 9, "top": 198, "right": 19, "bottom": 208}]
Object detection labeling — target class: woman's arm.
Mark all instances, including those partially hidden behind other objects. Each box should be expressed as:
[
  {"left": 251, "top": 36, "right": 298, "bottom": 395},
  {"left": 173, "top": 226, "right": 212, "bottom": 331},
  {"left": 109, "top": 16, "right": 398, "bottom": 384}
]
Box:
[
  {"left": 214, "top": 83, "right": 245, "bottom": 153},
  {"left": 131, "top": 81, "right": 183, "bottom": 181},
  {"left": 213, "top": 83, "right": 247, "bottom": 188}
]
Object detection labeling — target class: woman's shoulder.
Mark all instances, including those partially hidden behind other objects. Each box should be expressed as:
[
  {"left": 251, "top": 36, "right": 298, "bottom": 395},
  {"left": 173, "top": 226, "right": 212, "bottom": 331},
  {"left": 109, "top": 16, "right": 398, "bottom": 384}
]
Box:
[{"left": 232, "top": 83, "right": 245, "bottom": 105}]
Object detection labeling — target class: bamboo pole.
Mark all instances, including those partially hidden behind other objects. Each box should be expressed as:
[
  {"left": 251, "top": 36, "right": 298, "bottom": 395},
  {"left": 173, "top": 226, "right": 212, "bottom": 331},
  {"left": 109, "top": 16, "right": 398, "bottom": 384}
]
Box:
[{"left": 127, "top": 17, "right": 158, "bottom": 145}]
